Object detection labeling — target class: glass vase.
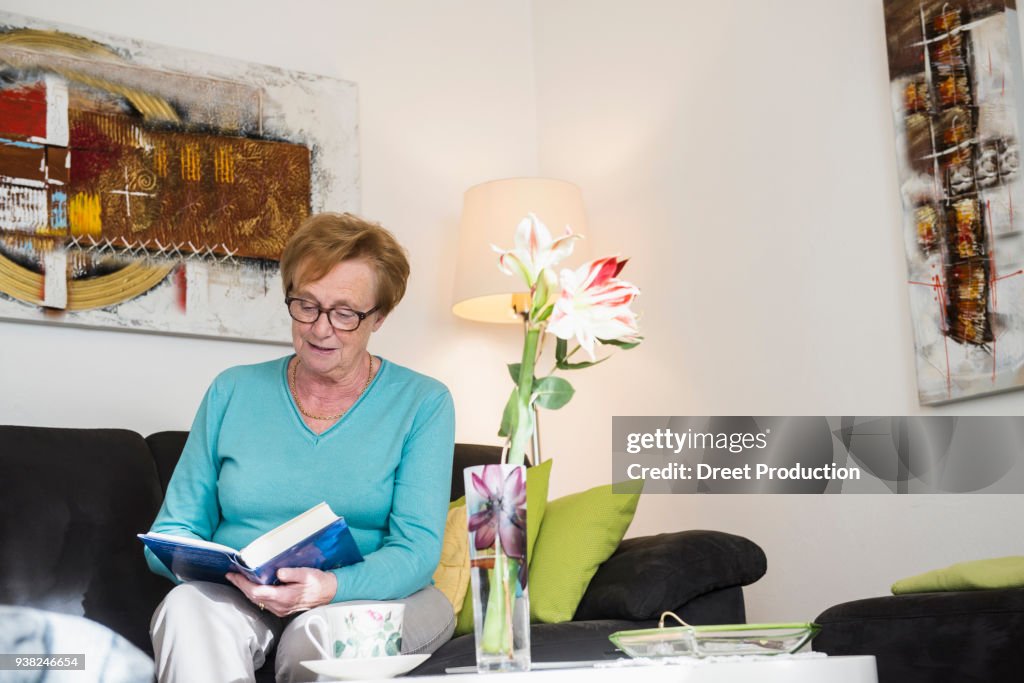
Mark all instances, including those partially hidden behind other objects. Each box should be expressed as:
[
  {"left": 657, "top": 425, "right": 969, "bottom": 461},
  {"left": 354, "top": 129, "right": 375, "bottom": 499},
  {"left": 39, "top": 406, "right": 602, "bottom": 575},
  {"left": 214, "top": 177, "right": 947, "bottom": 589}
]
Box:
[{"left": 464, "top": 463, "right": 531, "bottom": 673}]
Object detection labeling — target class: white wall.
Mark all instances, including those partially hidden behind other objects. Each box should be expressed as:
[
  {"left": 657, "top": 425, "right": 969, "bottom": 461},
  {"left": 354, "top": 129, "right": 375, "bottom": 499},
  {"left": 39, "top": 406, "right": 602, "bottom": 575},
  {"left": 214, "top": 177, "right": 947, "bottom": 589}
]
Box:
[
  {"left": 2, "top": 0, "right": 1022, "bottom": 627},
  {"left": 531, "top": 0, "right": 1024, "bottom": 622},
  {"left": 0, "top": 0, "right": 538, "bottom": 441}
]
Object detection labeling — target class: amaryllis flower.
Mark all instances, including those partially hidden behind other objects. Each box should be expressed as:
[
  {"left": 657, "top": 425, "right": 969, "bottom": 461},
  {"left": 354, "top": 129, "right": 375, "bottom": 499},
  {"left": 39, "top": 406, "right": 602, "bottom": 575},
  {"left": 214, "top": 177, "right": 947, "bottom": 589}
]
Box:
[
  {"left": 547, "top": 256, "right": 641, "bottom": 360},
  {"left": 467, "top": 465, "right": 526, "bottom": 560},
  {"left": 492, "top": 213, "right": 580, "bottom": 287}
]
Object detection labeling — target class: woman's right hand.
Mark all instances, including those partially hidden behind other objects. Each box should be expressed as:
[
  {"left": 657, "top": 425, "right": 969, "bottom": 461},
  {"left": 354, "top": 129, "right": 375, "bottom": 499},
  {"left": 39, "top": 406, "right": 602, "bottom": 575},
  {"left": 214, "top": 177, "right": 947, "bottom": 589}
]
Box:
[{"left": 226, "top": 568, "right": 338, "bottom": 617}]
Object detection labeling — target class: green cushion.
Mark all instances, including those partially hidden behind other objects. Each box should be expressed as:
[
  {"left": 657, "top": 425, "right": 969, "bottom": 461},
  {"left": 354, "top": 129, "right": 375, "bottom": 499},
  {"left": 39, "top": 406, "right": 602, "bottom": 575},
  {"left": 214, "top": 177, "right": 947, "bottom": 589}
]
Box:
[
  {"left": 892, "top": 556, "right": 1024, "bottom": 594},
  {"left": 525, "top": 460, "right": 552, "bottom": 564},
  {"left": 453, "top": 459, "right": 553, "bottom": 636},
  {"left": 528, "top": 482, "right": 641, "bottom": 623},
  {"left": 454, "top": 576, "right": 476, "bottom": 636}
]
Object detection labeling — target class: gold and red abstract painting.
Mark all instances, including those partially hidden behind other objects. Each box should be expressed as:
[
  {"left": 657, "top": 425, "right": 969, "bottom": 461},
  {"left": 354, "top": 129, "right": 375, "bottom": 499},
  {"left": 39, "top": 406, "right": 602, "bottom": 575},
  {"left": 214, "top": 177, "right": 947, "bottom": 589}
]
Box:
[
  {"left": 0, "top": 12, "right": 358, "bottom": 342},
  {"left": 884, "top": 1, "right": 1024, "bottom": 404}
]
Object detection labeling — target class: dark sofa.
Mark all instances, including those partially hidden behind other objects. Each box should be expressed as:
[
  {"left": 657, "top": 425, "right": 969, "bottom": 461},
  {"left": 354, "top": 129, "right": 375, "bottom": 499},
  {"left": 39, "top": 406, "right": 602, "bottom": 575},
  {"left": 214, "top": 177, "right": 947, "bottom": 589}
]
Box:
[
  {"left": 0, "top": 425, "right": 767, "bottom": 679},
  {"left": 813, "top": 588, "right": 1024, "bottom": 683}
]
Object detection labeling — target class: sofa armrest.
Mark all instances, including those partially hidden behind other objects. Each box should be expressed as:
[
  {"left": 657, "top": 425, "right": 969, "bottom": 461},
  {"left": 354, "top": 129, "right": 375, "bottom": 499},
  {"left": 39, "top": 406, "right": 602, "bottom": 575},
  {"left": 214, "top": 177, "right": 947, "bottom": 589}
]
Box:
[{"left": 573, "top": 530, "right": 767, "bottom": 621}]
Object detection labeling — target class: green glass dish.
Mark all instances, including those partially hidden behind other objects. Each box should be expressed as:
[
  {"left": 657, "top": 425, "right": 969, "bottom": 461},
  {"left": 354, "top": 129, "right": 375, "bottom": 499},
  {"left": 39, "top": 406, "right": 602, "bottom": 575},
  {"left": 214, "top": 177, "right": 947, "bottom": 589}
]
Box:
[{"left": 609, "top": 622, "right": 822, "bottom": 659}]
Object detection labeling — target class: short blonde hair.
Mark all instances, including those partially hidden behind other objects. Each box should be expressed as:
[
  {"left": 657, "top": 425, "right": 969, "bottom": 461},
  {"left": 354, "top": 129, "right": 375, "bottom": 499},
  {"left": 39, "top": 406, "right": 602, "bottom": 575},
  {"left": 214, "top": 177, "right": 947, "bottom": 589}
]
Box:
[{"left": 280, "top": 213, "right": 410, "bottom": 316}]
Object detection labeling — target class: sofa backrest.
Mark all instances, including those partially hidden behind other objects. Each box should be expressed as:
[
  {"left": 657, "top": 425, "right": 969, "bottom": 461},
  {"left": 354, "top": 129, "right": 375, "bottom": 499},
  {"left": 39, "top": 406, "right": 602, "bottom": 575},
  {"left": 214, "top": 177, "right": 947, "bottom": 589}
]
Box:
[
  {"left": 146, "top": 430, "right": 505, "bottom": 501},
  {"left": 144, "top": 431, "right": 189, "bottom": 495},
  {"left": 1, "top": 425, "right": 505, "bottom": 656},
  {"left": 0, "top": 426, "right": 171, "bottom": 655}
]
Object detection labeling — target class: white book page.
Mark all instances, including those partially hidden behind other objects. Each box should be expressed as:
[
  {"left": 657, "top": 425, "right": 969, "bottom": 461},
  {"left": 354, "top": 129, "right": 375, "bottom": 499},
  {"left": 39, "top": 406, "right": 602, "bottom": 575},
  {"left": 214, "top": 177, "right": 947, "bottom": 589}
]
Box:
[
  {"left": 240, "top": 502, "right": 338, "bottom": 568},
  {"left": 142, "top": 532, "right": 238, "bottom": 555}
]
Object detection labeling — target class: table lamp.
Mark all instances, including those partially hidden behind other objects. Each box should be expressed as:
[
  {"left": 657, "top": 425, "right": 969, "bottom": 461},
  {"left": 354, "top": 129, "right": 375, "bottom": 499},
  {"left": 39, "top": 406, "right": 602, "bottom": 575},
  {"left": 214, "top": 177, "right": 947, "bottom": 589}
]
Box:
[
  {"left": 452, "top": 177, "right": 589, "bottom": 323},
  {"left": 452, "top": 177, "right": 590, "bottom": 461}
]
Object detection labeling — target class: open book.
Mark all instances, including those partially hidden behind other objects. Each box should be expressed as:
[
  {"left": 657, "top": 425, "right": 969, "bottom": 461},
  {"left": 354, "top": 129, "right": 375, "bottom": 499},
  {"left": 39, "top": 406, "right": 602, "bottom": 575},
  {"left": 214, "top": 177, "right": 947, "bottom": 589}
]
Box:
[{"left": 139, "top": 502, "right": 363, "bottom": 585}]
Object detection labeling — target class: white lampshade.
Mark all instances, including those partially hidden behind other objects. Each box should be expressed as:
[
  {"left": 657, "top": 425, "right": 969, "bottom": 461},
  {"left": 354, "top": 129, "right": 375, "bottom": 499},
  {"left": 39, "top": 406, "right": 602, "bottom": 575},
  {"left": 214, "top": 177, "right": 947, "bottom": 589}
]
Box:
[{"left": 452, "top": 177, "right": 589, "bottom": 323}]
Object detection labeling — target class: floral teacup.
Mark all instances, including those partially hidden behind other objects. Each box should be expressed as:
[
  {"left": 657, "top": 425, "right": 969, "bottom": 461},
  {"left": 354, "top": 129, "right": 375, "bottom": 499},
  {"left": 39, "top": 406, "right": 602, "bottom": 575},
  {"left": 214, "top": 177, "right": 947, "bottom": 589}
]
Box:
[{"left": 304, "top": 603, "right": 404, "bottom": 660}]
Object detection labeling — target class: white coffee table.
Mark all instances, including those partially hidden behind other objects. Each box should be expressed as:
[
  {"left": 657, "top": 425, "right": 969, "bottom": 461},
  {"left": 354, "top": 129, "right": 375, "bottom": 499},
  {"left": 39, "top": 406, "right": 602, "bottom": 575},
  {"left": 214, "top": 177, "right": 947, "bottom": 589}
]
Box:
[{"left": 349, "top": 654, "right": 878, "bottom": 683}]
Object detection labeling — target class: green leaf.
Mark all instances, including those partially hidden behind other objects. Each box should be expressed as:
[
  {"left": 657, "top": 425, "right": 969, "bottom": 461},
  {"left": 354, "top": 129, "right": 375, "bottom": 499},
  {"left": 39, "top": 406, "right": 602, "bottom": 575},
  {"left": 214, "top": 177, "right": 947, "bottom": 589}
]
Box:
[
  {"left": 498, "top": 388, "right": 519, "bottom": 438},
  {"left": 533, "top": 376, "right": 575, "bottom": 410},
  {"left": 531, "top": 271, "right": 552, "bottom": 320},
  {"left": 533, "top": 302, "right": 555, "bottom": 323},
  {"left": 386, "top": 632, "right": 402, "bottom": 656},
  {"left": 508, "top": 363, "right": 537, "bottom": 392},
  {"left": 555, "top": 337, "right": 568, "bottom": 363},
  {"left": 556, "top": 356, "right": 609, "bottom": 370},
  {"left": 600, "top": 337, "right": 643, "bottom": 350}
]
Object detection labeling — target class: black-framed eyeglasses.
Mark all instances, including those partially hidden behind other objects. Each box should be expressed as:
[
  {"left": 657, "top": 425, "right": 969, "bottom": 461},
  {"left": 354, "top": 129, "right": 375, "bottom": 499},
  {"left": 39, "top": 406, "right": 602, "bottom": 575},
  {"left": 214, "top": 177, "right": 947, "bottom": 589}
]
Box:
[{"left": 285, "top": 297, "right": 380, "bottom": 331}]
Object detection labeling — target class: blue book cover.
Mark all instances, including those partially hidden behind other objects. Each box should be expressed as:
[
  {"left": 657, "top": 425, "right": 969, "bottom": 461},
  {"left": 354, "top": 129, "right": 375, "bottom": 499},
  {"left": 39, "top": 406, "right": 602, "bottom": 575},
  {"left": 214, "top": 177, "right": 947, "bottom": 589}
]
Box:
[{"left": 139, "top": 503, "right": 363, "bottom": 585}]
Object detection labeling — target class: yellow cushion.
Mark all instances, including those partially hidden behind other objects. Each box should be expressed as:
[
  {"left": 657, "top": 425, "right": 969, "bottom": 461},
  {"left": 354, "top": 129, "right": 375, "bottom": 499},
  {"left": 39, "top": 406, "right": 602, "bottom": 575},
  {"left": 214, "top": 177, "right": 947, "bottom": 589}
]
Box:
[{"left": 431, "top": 504, "right": 471, "bottom": 613}]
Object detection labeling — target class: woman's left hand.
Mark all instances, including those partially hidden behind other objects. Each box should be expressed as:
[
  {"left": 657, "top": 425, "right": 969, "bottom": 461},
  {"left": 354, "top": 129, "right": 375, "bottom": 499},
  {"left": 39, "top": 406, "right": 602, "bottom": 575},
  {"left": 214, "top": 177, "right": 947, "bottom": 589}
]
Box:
[{"left": 226, "top": 567, "right": 338, "bottom": 617}]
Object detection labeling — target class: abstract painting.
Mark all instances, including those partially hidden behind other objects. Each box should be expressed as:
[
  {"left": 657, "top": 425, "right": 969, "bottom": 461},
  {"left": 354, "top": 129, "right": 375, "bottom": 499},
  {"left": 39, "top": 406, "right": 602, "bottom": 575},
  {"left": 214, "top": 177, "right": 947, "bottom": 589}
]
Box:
[
  {"left": 0, "top": 12, "right": 358, "bottom": 342},
  {"left": 884, "top": 0, "right": 1024, "bottom": 404}
]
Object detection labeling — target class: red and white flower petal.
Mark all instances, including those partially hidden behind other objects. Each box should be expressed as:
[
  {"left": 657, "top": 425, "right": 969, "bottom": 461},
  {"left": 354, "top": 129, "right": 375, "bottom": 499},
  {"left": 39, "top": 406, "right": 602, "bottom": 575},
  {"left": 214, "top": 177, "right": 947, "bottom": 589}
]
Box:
[
  {"left": 548, "top": 257, "right": 641, "bottom": 359},
  {"left": 492, "top": 214, "right": 580, "bottom": 287}
]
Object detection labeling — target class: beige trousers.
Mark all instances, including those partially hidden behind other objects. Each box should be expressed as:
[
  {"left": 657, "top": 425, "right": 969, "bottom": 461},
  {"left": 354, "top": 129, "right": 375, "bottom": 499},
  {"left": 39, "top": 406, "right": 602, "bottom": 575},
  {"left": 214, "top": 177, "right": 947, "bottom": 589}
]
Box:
[{"left": 150, "top": 582, "right": 454, "bottom": 683}]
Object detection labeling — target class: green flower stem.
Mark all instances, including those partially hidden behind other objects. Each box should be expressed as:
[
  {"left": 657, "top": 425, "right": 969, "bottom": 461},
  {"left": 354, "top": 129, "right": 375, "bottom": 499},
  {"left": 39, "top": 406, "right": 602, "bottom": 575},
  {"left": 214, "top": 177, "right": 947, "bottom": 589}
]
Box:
[
  {"left": 508, "top": 325, "right": 541, "bottom": 466},
  {"left": 548, "top": 343, "right": 582, "bottom": 375},
  {"left": 480, "top": 550, "right": 513, "bottom": 655}
]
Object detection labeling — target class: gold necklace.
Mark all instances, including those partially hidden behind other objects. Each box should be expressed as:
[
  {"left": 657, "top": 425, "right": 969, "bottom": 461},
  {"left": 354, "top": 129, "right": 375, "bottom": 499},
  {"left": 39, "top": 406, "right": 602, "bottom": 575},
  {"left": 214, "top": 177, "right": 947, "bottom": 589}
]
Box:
[{"left": 289, "top": 355, "right": 376, "bottom": 421}]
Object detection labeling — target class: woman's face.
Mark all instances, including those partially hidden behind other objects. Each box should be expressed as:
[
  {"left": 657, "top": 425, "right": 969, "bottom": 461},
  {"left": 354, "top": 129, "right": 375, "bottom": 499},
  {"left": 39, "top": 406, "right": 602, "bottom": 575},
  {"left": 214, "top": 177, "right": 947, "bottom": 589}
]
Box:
[{"left": 290, "top": 258, "right": 384, "bottom": 381}]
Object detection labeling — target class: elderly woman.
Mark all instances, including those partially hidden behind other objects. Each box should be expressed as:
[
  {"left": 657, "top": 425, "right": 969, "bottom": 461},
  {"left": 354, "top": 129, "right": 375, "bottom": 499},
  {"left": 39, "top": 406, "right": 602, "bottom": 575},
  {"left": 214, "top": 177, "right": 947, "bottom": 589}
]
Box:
[{"left": 144, "top": 213, "right": 455, "bottom": 683}]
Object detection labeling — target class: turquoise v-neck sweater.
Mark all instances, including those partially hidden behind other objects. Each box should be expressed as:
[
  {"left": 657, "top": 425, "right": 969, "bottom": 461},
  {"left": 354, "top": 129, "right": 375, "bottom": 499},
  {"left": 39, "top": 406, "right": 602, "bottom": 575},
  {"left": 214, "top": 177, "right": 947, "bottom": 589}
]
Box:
[{"left": 144, "top": 355, "right": 455, "bottom": 601}]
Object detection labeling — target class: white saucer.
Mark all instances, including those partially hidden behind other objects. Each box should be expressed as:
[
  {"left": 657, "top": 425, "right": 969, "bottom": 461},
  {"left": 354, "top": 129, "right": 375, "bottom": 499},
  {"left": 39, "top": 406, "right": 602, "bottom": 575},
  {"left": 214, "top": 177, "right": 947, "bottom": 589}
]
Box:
[{"left": 301, "top": 654, "right": 430, "bottom": 680}]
